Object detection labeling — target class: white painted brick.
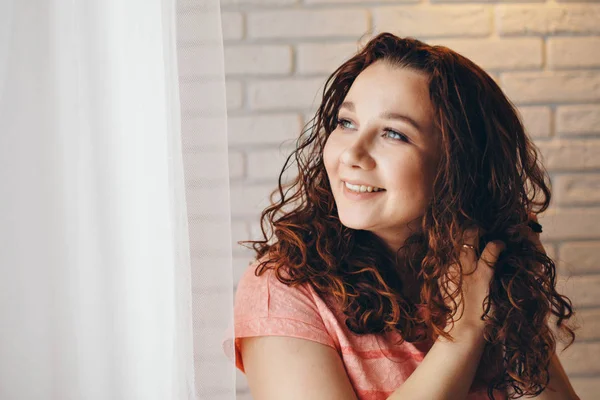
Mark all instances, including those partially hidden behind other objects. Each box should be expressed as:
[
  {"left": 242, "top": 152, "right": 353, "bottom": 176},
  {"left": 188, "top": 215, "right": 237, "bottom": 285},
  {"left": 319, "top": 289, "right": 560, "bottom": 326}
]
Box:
[
  {"left": 248, "top": 77, "right": 326, "bottom": 110},
  {"left": 235, "top": 391, "right": 254, "bottom": 400},
  {"left": 221, "top": 0, "right": 295, "bottom": 6},
  {"left": 373, "top": 6, "right": 491, "bottom": 38},
  {"left": 570, "top": 308, "right": 600, "bottom": 341},
  {"left": 236, "top": 369, "right": 250, "bottom": 392},
  {"left": 228, "top": 114, "right": 303, "bottom": 146},
  {"left": 555, "top": 175, "right": 600, "bottom": 206},
  {"left": 224, "top": 45, "right": 292, "bottom": 76},
  {"left": 559, "top": 241, "right": 600, "bottom": 275},
  {"left": 428, "top": 38, "right": 542, "bottom": 70},
  {"left": 518, "top": 106, "right": 552, "bottom": 138},
  {"left": 247, "top": 9, "right": 369, "bottom": 39},
  {"left": 230, "top": 183, "right": 281, "bottom": 216},
  {"left": 307, "top": 0, "right": 413, "bottom": 4},
  {"left": 557, "top": 342, "right": 600, "bottom": 375},
  {"left": 497, "top": 5, "right": 600, "bottom": 36},
  {"left": 232, "top": 221, "right": 250, "bottom": 254},
  {"left": 538, "top": 208, "right": 600, "bottom": 240},
  {"left": 229, "top": 151, "right": 244, "bottom": 179},
  {"left": 246, "top": 146, "right": 297, "bottom": 181},
  {"left": 537, "top": 140, "right": 600, "bottom": 171},
  {"left": 296, "top": 42, "right": 359, "bottom": 75},
  {"left": 183, "top": 150, "right": 242, "bottom": 181},
  {"left": 233, "top": 255, "right": 255, "bottom": 286},
  {"left": 548, "top": 37, "right": 600, "bottom": 69},
  {"left": 500, "top": 71, "right": 600, "bottom": 104},
  {"left": 221, "top": 12, "right": 244, "bottom": 41},
  {"left": 226, "top": 80, "right": 244, "bottom": 110},
  {"left": 556, "top": 105, "right": 600, "bottom": 136},
  {"left": 561, "top": 274, "right": 600, "bottom": 308},
  {"left": 571, "top": 378, "right": 600, "bottom": 400}
]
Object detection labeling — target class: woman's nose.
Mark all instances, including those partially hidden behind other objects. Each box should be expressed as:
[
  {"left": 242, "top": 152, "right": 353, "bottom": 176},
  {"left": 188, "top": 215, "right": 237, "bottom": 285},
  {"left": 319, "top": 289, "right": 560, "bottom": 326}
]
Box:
[{"left": 340, "top": 138, "right": 375, "bottom": 170}]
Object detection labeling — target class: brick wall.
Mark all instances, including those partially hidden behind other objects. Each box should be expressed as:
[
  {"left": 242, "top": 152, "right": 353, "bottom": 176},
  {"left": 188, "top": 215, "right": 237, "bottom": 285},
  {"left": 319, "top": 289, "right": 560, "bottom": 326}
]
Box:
[{"left": 216, "top": 1, "right": 600, "bottom": 398}]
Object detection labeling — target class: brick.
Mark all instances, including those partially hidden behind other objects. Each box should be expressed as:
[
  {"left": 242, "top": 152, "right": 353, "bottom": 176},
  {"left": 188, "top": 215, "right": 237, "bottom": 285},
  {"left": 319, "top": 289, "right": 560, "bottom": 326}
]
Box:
[
  {"left": 246, "top": 146, "right": 297, "bottom": 181},
  {"left": 226, "top": 80, "right": 244, "bottom": 110},
  {"left": 497, "top": 5, "right": 600, "bottom": 36},
  {"left": 548, "top": 37, "right": 600, "bottom": 69},
  {"left": 230, "top": 183, "right": 281, "bottom": 216},
  {"left": 518, "top": 106, "right": 552, "bottom": 138},
  {"left": 183, "top": 150, "right": 243, "bottom": 181},
  {"left": 559, "top": 274, "right": 600, "bottom": 308},
  {"left": 179, "top": 10, "right": 243, "bottom": 41},
  {"left": 569, "top": 308, "right": 600, "bottom": 341},
  {"left": 555, "top": 175, "right": 600, "bottom": 206},
  {"left": 307, "top": 0, "right": 413, "bottom": 4},
  {"left": 556, "top": 105, "right": 600, "bottom": 136},
  {"left": 538, "top": 208, "right": 600, "bottom": 240},
  {"left": 537, "top": 140, "right": 600, "bottom": 171},
  {"left": 221, "top": 0, "right": 296, "bottom": 6},
  {"left": 373, "top": 6, "right": 491, "bottom": 38},
  {"left": 247, "top": 9, "right": 369, "bottom": 39},
  {"left": 559, "top": 241, "right": 600, "bottom": 275},
  {"left": 233, "top": 255, "right": 256, "bottom": 286},
  {"left": 428, "top": 38, "right": 542, "bottom": 70},
  {"left": 228, "top": 114, "right": 303, "bottom": 146},
  {"left": 296, "top": 42, "right": 359, "bottom": 75},
  {"left": 557, "top": 342, "right": 600, "bottom": 375},
  {"left": 232, "top": 221, "right": 251, "bottom": 254},
  {"left": 570, "top": 378, "right": 600, "bottom": 400},
  {"left": 247, "top": 77, "right": 326, "bottom": 110},
  {"left": 229, "top": 151, "right": 244, "bottom": 179},
  {"left": 222, "top": 12, "right": 244, "bottom": 41},
  {"left": 500, "top": 71, "right": 600, "bottom": 104},
  {"left": 224, "top": 45, "right": 292, "bottom": 76}
]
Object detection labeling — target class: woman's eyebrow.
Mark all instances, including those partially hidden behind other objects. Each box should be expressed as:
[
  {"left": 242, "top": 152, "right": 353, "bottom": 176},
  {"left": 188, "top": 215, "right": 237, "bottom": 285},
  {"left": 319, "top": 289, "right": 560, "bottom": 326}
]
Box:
[{"left": 340, "top": 101, "right": 423, "bottom": 133}]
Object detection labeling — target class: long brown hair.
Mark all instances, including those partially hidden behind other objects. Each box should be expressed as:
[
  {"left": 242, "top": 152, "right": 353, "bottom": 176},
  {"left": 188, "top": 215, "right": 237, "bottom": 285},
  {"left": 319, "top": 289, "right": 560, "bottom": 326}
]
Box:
[{"left": 239, "top": 32, "right": 576, "bottom": 399}]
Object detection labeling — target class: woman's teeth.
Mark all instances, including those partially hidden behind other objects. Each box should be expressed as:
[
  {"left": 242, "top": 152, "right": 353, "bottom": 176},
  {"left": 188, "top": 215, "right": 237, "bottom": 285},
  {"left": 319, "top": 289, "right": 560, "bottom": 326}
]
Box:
[{"left": 344, "top": 181, "right": 385, "bottom": 193}]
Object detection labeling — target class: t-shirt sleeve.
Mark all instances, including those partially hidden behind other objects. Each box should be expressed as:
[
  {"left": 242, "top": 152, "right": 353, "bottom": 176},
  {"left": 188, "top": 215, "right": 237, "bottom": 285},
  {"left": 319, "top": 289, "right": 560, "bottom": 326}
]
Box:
[{"left": 226, "top": 259, "right": 337, "bottom": 373}]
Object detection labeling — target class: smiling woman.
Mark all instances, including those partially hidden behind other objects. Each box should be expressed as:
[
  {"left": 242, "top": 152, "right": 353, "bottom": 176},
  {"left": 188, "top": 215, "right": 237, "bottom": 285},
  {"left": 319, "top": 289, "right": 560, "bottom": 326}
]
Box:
[{"left": 222, "top": 33, "right": 579, "bottom": 400}]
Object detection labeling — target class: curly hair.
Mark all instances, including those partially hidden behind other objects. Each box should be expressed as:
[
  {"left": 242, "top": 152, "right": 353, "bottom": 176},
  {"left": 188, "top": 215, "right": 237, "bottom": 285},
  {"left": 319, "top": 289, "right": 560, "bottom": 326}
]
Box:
[{"left": 239, "top": 32, "right": 576, "bottom": 399}]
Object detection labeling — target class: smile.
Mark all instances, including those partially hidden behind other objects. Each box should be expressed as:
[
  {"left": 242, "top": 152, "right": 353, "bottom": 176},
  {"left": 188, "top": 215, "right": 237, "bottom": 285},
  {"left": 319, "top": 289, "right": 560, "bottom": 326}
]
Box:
[{"left": 342, "top": 181, "right": 386, "bottom": 200}]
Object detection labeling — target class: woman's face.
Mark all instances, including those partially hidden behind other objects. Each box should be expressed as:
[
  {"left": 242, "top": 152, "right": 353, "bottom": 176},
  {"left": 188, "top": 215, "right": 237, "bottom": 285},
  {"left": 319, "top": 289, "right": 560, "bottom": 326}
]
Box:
[{"left": 323, "top": 61, "right": 441, "bottom": 251}]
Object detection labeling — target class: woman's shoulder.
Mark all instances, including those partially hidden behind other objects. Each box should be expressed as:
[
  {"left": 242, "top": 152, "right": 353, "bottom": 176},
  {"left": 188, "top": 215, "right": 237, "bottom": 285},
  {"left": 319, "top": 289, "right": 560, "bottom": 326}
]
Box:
[{"left": 235, "top": 254, "right": 322, "bottom": 321}]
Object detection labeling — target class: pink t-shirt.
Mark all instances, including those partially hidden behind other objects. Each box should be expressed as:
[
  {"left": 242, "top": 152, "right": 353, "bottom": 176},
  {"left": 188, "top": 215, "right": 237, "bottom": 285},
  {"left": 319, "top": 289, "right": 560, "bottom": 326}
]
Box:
[{"left": 222, "top": 259, "right": 507, "bottom": 400}]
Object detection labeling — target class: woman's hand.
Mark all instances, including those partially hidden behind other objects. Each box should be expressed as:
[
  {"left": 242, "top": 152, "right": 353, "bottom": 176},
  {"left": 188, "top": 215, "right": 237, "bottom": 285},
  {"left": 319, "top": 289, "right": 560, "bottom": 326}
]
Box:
[{"left": 439, "top": 228, "right": 506, "bottom": 335}]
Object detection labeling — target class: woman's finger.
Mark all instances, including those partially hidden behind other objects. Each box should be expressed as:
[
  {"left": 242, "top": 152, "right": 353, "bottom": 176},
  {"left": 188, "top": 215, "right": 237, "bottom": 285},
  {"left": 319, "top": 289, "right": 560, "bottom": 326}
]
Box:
[
  {"left": 478, "top": 240, "right": 506, "bottom": 269},
  {"left": 459, "top": 227, "right": 479, "bottom": 274}
]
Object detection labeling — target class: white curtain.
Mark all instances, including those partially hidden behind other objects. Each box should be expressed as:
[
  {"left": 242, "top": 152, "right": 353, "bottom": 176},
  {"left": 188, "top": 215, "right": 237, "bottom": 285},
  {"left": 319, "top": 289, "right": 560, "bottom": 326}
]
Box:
[{"left": 0, "top": 1, "right": 235, "bottom": 399}]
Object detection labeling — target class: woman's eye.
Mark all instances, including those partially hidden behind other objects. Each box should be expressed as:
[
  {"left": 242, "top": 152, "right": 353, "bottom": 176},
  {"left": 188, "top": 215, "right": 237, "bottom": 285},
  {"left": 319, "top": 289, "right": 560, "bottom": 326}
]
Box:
[
  {"left": 384, "top": 129, "right": 410, "bottom": 143},
  {"left": 336, "top": 118, "right": 354, "bottom": 129},
  {"left": 336, "top": 118, "right": 409, "bottom": 143}
]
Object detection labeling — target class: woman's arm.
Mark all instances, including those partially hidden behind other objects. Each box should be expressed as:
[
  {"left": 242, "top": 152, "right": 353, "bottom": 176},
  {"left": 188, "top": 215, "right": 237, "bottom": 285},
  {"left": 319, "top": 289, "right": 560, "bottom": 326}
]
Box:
[
  {"left": 386, "top": 323, "right": 487, "bottom": 400},
  {"left": 523, "top": 352, "right": 580, "bottom": 400}
]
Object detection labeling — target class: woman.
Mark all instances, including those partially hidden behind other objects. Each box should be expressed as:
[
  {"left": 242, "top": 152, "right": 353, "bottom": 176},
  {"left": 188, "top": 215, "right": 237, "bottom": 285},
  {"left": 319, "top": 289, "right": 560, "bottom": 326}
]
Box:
[{"left": 224, "top": 33, "right": 579, "bottom": 399}]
